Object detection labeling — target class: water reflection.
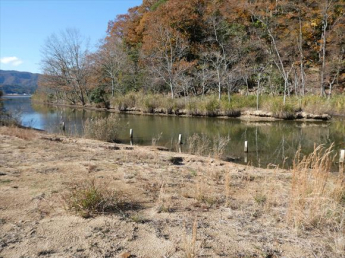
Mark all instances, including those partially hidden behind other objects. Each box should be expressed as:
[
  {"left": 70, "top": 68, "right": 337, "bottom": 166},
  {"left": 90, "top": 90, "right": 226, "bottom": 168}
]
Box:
[{"left": 3, "top": 96, "right": 345, "bottom": 170}]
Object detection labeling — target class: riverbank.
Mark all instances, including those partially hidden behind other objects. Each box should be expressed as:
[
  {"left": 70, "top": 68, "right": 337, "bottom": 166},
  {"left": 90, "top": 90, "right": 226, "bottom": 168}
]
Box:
[
  {"left": 0, "top": 126, "right": 344, "bottom": 257},
  {"left": 32, "top": 92, "right": 345, "bottom": 121}
]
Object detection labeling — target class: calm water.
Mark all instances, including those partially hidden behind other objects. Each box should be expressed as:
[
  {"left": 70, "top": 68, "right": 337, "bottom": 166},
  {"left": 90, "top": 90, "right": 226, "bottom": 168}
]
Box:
[{"left": 2, "top": 96, "right": 345, "bottom": 170}]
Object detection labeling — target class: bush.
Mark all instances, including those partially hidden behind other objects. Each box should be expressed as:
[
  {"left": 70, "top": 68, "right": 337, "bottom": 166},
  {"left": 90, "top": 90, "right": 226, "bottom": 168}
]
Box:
[
  {"left": 83, "top": 115, "right": 120, "bottom": 142},
  {"left": 64, "top": 179, "right": 119, "bottom": 218},
  {"left": 90, "top": 87, "right": 109, "bottom": 108}
]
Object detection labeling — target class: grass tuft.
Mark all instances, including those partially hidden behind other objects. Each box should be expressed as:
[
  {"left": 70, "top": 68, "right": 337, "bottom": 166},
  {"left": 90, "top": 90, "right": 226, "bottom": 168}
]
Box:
[{"left": 64, "top": 179, "right": 119, "bottom": 218}]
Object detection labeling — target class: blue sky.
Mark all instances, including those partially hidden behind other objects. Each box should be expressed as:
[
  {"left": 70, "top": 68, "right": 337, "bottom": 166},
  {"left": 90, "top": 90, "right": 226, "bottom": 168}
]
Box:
[{"left": 0, "top": 0, "right": 142, "bottom": 73}]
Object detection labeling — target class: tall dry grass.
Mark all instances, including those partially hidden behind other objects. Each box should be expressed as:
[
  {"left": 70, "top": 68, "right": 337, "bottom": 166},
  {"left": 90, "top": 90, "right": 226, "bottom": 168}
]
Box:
[
  {"left": 83, "top": 115, "right": 120, "bottom": 142},
  {"left": 287, "top": 145, "right": 345, "bottom": 232},
  {"left": 186, "top": 133, "right": 230, "bottom": 158}
]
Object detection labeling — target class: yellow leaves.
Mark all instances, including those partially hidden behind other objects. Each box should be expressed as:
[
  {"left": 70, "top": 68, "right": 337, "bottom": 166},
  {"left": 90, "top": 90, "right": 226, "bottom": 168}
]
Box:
[{"left": 311, "top": 19, "right": 318, "bottom": 27}]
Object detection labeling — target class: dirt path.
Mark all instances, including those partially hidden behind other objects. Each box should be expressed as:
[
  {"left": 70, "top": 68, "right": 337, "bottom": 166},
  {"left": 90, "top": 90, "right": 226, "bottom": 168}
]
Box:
[{"left": 0, "top": 127, "right": 343, "bottom": 258}]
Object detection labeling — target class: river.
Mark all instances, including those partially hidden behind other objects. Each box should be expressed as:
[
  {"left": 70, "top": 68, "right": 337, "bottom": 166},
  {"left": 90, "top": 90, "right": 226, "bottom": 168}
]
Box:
[{"left": 2, "top": 95, "right": 345, "bottom": 170}]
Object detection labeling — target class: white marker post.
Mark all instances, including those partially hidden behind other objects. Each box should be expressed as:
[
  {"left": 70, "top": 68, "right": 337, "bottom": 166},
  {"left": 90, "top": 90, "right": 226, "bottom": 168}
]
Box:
[
  {"left": 130, "top": 129, "right": 133, "bottom": 139},
  {"left": 340, "top": 149, "right": 345, "bottom": 163},
  {"left": 340, "top": 149, "right": 345, "bottom": 175},
  {"left": 244, "top": 141, "right": 248, "bottom": 153},
  {"left": 178, "top": 134, "right": 183, "bottom": 145},
  {"left": 61, "top": 121, "right": 65, "bottom": 132}
]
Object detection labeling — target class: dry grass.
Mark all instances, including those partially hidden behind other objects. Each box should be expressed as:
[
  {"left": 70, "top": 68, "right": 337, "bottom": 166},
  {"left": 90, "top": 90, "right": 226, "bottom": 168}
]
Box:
[
  {"left": 183, "top": 218, "right": 198, "bottom": 258},
  {"left": 156, "top": 182, "right": 173, "bottom": 213},
  {"left": 186, "top": 133, "right": 229, "bottom": 158},
  {"left": 1, "top": 128, "right": 344, "bottom": 257},
  {"left": 83, "top": 115, "right": 120, "bottom": 142},
  {"left": 0, "top": 126, "right": 36, "bottom": 140},
  {"left": 287, "top": 145, "right": 345, "bottom": 232},
  {"left": 224, "top": 172, "right": 230, "bottom": 207}
]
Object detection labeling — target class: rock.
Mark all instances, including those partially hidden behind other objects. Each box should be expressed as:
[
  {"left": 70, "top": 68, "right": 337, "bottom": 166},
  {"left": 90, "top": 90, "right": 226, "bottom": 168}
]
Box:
[{"left": 119, "top": 252, "right": 131, "bottom": 258}]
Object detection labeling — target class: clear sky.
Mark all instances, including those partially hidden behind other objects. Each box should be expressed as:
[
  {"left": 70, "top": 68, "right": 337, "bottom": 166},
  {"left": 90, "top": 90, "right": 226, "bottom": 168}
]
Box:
[{"left": 0, "top": 0, "right": 142, "bottom": 73}]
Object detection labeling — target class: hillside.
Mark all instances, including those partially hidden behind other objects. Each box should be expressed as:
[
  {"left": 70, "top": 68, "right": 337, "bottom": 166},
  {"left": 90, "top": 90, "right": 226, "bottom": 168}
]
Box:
[{"left": 0, "top": 70, "right": 40, "bottom": 94}]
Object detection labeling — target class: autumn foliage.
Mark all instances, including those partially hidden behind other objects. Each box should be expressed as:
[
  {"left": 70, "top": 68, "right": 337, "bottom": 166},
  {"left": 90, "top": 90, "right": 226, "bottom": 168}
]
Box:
[{"left": 40, "top": 0, "right": 345, "bottom": 105}]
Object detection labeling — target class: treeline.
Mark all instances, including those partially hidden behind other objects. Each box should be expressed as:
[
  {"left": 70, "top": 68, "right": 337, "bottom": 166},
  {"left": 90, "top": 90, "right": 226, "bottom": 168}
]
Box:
[{"left": 38, "top": 0, "right": 345, "bottom": 107}]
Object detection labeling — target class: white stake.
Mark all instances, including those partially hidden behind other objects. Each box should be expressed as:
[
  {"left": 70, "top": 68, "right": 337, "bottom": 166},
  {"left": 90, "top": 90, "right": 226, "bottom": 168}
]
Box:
[
  {"left": 340, "top": 149, "right": 345, "bottom": 163},
  {"left": 130, "top": 129, "right": 133, "bottom": 139},
  {"left": 178, "top": 134, "right": 182, "bottom": 145},
  {"left": 61, "top": 121, "right": 65, "bottom": 132},
  {"left": 244, "top": 141, "right": 248, "bottom": 153}
]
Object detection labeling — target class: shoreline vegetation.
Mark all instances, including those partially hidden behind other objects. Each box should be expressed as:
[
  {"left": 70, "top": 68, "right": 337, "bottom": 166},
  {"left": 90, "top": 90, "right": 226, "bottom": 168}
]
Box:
[
  {"left": 0, "top": 126, "right": 344, "bottom": 257},
  {"left": 32, "top": 92, "right": 345, "bottom": 120},
  {"left": 37, "top": 1, "right": 345, "bottom": 125}
]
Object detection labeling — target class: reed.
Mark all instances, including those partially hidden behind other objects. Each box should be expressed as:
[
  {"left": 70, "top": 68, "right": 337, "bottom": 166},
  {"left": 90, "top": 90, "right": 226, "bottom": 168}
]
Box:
[
  {"left": 83, "top": 115, "right": 120, "bottom": 142},
  {"left": 287, "top": 144, "right": 345, "bottom": 231}
]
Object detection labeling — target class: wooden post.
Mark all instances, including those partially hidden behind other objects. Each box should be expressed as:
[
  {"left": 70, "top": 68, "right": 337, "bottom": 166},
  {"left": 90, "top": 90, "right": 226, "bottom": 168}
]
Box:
[
  {"left": 178, "top": 134, "right": 182, "bottom": 145},
  {"left": 130, "top": 129, "right": 133, "bottom": 139},
  {"left": 244, "top": 153, "right": 248, "bottom": 163},
  {"left": 244, "top": 141, "right": 248, "bottom": 153}
]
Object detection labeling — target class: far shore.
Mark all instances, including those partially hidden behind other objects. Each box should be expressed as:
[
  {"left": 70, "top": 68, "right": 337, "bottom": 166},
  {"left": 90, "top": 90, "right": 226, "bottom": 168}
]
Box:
[{"left": 31, "top": 99, "right": 335, "bottom": 122}]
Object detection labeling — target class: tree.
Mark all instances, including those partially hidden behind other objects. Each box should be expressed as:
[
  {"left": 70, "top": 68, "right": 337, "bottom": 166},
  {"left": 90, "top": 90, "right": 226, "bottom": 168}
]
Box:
[
  {"left": 40, "top": 29, "right": 92, "bottom": 105},
  {"left": 143, "top": 21, "right": 193, "bottom": 98},
  {"left": 92, "top": 37, "right": 129, "bottom": 96}
]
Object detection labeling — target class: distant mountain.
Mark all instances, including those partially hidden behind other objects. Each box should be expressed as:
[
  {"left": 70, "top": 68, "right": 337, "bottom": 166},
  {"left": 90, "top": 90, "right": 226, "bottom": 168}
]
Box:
[{"left": 0, "top": 70, "right": 40, "bottom": 94}]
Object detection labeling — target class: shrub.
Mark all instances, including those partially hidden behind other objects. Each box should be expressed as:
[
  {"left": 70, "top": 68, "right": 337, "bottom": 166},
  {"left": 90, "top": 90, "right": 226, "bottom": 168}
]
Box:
[
  {"left": 64, "top": 179, "right": 119, "bottom": 218},
  {"left": 83, "top": 115, "right": 120, "bottom": 142},
  {"left": 90, "top": 87, "right": 109, "bottom": 108}
]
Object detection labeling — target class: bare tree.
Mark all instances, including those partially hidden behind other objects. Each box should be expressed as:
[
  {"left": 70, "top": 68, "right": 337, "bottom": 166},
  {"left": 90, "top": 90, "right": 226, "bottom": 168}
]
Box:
[
  {"left": 196, "top": 59, "right": 213, "bottom": 97},
  {"left": 93, "top": 37, "right": 128, "bottom": 96},
  {"left": 144, "top": 25, "right": 192, "bottom": 99},
  {"left": 318, "top": 0, "right": 344, "bottom": 97},
  {"left": 40, "top": 28, "right": 91, "bottom": 105}
]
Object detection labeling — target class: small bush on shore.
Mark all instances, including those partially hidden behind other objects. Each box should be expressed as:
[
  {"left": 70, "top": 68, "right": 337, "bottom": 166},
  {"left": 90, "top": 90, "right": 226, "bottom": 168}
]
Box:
[{"left": 83, "top": 115, "right": 120, "bottom": 142}]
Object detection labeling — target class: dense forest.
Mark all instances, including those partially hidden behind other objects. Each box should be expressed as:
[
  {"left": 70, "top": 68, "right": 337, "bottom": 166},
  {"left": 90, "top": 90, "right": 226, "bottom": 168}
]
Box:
[{"left": 38, "top": 0, "right": 345, "bottom": 114}]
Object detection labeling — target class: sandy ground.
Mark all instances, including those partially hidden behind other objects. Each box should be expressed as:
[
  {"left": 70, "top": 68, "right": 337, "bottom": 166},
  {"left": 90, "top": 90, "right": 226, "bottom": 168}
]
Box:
[{"left": 0, "top": 126, "right": 343, "bottom": 258}]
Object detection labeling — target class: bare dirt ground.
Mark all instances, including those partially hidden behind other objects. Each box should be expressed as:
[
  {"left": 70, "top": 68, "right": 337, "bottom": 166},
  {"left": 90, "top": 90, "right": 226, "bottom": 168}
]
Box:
[{"left": 0, "top": 126, "right": 343, "bottom": 258}]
